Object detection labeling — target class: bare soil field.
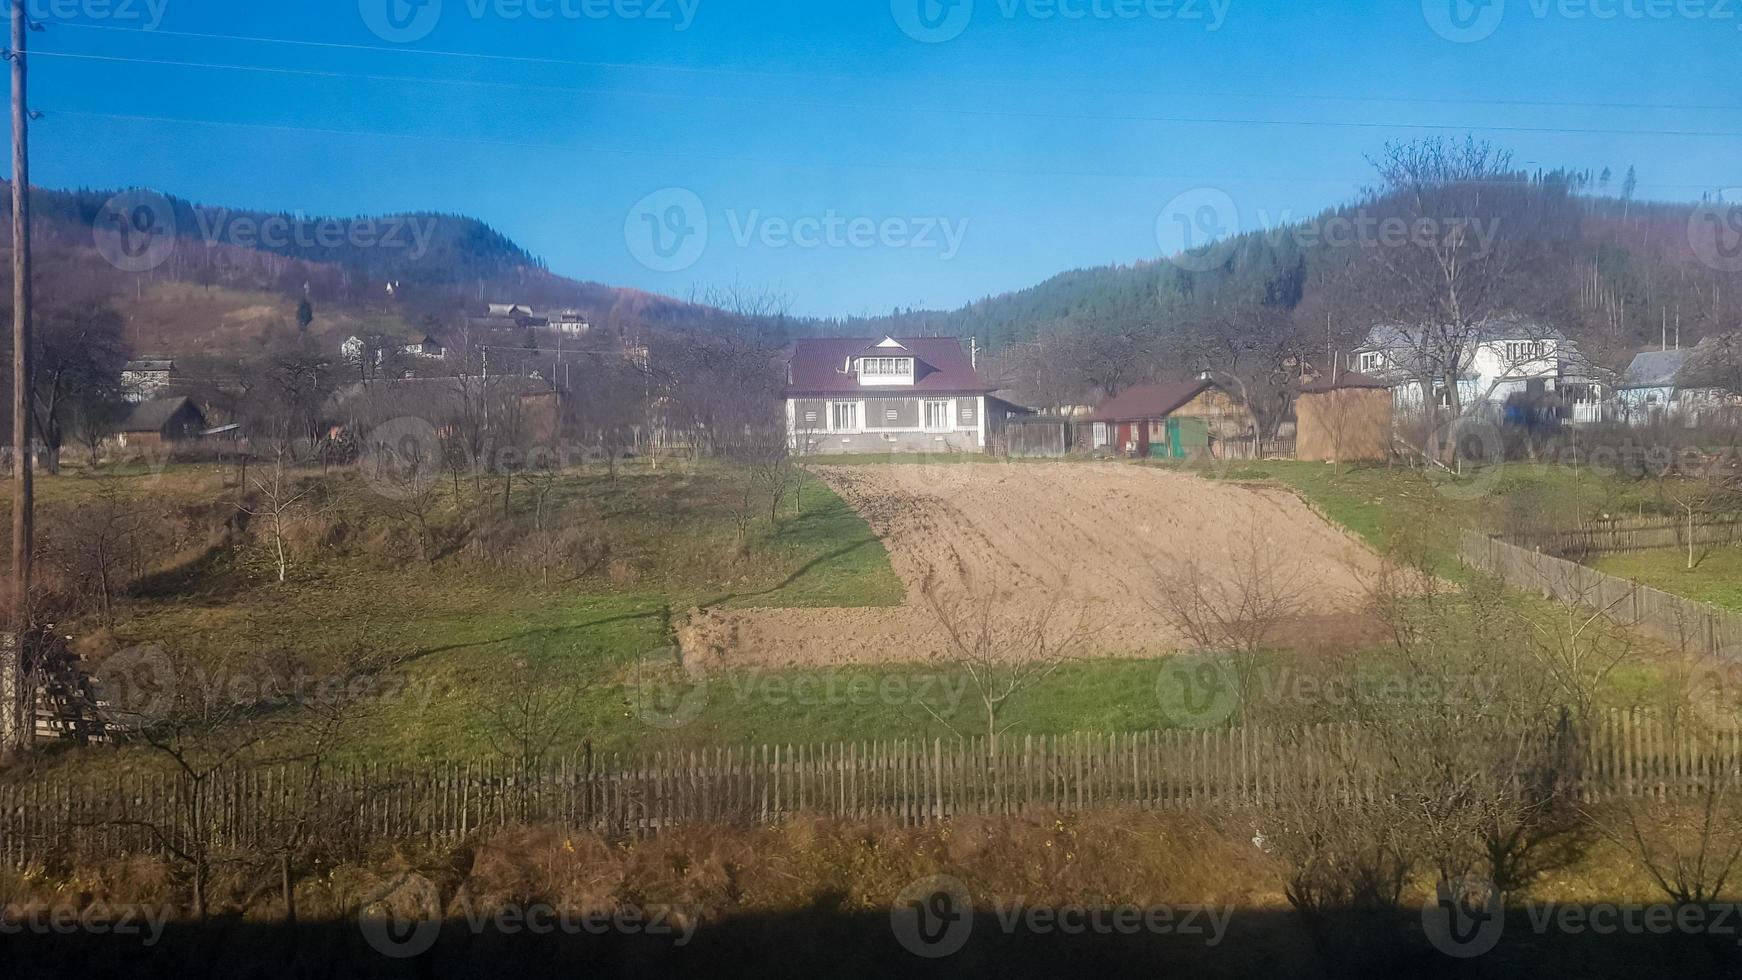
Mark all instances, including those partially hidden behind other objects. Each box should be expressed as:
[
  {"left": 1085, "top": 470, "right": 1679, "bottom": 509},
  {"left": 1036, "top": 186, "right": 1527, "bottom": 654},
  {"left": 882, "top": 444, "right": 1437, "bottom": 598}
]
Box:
[{"left": 679, "top": 462, "right": 1391, "bottom": 667}]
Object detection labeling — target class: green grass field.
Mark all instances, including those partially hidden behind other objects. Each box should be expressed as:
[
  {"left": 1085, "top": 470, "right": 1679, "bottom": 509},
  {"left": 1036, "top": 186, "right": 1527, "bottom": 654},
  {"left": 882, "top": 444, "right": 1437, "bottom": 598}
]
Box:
[
  {"left": 11, "top": 452, "right": 1702, "bottom": 775},
  {"left": 1592, "top": 547, "right": 1742, "bottom": 612}
]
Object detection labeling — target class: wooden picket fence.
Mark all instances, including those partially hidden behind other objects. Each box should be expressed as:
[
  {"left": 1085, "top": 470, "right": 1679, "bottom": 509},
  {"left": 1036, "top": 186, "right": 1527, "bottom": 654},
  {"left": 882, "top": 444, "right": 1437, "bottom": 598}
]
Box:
[
  {"left": 1460, "top": 531, "right": 1742, "bottom": 659},
  {"left": 1509, "top": 518, "right": 1742, "bottom": 561},
  {"left": 3, "top": 712, "right": 1739, "bottom": 867}
]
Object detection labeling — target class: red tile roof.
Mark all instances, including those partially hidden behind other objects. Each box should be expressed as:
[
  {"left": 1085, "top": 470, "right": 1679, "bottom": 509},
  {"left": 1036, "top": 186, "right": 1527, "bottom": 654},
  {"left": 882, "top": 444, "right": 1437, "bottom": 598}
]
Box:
[
  {"left": 785, "top": 337, "right": 996, "bottom": 396},
  {"left": 1087, "top": 380, "right": 1213, "bottom": 422}
]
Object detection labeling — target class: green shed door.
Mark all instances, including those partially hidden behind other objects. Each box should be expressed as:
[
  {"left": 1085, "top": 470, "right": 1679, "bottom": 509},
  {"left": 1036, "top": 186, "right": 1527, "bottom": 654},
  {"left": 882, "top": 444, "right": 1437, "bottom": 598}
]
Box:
[{"left": 1168, "top": 417, "right": 1209, "bottom": 458}]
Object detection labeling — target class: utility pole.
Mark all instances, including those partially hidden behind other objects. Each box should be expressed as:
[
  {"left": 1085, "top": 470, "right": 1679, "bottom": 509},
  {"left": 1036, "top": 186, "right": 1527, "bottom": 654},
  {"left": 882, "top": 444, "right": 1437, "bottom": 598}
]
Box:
[{"left": 3, "top": 0, "right": 32, "bottom": 759}]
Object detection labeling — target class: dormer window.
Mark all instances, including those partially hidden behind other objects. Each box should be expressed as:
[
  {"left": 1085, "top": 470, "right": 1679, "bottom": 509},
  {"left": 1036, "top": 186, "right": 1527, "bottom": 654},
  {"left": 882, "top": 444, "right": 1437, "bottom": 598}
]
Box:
[{"left": 860, "top": 357, "right": 913, "bottom": 378}]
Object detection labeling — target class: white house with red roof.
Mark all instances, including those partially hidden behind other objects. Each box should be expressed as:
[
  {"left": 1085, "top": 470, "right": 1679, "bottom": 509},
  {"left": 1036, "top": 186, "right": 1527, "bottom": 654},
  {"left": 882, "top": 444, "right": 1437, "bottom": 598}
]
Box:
[{"left": 784, "top": 336, "right": 1028, "bottom": 454}]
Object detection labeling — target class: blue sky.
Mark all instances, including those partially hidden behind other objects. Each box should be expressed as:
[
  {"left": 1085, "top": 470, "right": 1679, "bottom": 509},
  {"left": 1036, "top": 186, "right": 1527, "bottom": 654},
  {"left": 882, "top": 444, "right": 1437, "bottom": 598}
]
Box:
[{"left": 15, "top": 0, "right": 1742, "bottom": 316}]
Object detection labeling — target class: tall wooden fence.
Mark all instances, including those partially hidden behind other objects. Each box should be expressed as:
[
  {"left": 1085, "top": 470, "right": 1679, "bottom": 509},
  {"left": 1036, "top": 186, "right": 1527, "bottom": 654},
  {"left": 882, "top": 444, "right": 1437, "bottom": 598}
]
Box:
[
  {"left": 3, "top": 713, "right": 1737, "bottom": 867},
  {"left": 1459, "top": 531, "right": 1742, "bottom": 659}
]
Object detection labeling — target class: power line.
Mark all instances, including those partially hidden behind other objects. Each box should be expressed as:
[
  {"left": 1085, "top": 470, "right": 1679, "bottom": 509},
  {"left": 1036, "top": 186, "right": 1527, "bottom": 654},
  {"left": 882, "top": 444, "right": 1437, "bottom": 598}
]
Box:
[
  {"left": 39, "top": 108, "right": 1730, "bottom": 193},
  {"left": 52, "top": 22, "right": 1742, "bottom": 116},
  {"left": 36, "top": 49, "right": 1742, "bottom": 128}
]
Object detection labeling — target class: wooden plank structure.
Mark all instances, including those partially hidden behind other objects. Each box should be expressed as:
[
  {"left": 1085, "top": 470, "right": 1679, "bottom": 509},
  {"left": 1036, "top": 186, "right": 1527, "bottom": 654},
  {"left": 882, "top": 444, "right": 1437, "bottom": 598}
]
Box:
[{"left": 2, "top": 713, "right": 1735, "bottom": 867}]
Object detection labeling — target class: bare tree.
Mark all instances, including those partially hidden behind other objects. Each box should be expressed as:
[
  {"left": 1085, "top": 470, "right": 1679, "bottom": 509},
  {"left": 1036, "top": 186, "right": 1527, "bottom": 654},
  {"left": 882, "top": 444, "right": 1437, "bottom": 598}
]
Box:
[
  {"left": 1346, "top": 136, "right": 1574, "bottom": 461},
  {"left": 918, "top": 569, "right": 1093, "bottom": 755},
  {"left": 237, "top": 443, "right": 313, "bottom": 584},
  {"left": 487, "top": 658, "right": 588, "bottom": 823},
  {"left": 1148, "top": 527, "right": 1306, "bottom": 723}
]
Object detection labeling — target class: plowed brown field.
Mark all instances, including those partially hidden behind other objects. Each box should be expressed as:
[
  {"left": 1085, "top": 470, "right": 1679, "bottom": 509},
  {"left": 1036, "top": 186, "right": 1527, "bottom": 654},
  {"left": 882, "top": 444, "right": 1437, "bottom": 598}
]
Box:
[{"left": 678, "top": 463, "right": 1390, "bottom": 667}]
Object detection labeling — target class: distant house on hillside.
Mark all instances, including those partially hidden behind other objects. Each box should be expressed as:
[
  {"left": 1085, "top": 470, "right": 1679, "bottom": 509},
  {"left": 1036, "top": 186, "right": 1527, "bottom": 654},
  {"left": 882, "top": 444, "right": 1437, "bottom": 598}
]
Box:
[
  {"left": 1348, "top": 318, "right": 1604, "bottom": 422},
  {"left": 403, "top": 335, "right": 446, "bottom": 360},
  {"left": 547, "top": 310, "right": 592, "bottom": 337},
  {"left": 1084, "top": 378, "right": 1253, "bottom": 459},
  {"left": 112, "top": 397, "right": 206, "bottom": 449},
  {"left": 1617, "top": 344, "right": 1741, "bottom": 425},
  {"left": 784, "top": 337, "right": 1026, "bottom": 454},
  {"left": 120, "top": 359, "right": 177, "bottom": 403}
]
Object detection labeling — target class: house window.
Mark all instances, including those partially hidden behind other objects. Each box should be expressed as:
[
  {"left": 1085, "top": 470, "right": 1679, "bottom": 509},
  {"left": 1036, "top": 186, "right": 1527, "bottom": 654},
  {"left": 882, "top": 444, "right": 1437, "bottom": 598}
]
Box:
[
  {"left": 925, "top": 400, "right": 952, "bottom": 431},
  {"left": 860, "top": 357, "right": 913, "bottom": 378},
  {"left": 830, "top": 401, "right": 860, "bottom": 432},
  {"left": 1358, "top": 352, "right": 1383, "bottom": 373},
  {"left": 1505, "top": 341, "right": 1547, "bottom": 364}
]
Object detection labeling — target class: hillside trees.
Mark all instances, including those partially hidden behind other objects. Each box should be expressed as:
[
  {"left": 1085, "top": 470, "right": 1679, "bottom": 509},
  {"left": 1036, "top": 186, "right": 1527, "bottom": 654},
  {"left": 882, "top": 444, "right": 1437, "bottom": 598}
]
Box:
[{"left": 1333, "top": 137, "right": 1580, "bottom": 460}]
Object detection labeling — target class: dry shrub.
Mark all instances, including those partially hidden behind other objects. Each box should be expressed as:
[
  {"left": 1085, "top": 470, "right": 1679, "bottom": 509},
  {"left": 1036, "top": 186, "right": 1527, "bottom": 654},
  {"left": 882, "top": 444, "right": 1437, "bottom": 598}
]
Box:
[{"left": 461, "top": 500, "right": 611, "bottom": 583}]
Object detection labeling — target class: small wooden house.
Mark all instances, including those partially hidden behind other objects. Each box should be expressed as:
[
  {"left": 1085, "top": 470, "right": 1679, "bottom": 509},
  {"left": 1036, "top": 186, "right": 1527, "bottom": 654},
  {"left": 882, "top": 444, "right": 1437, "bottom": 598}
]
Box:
[
  {"left": 113, "top": 397, "right": 207, "bottom": 449},
  {"left": 1295, "top": 371, "right": 1394, "bottom": 462},
  {"left": 1084, "top": 379, "right": 1253, "bottom": 459}
]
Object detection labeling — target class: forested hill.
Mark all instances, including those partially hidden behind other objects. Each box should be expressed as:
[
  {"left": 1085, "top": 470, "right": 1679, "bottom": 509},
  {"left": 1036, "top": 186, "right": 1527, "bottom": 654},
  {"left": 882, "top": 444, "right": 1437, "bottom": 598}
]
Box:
[
  {"left": 837, "top": 170, "right": 1739, "bottom": 382},
  {"left": 16, "top": 185, "right": 543, "bottom": 287}
]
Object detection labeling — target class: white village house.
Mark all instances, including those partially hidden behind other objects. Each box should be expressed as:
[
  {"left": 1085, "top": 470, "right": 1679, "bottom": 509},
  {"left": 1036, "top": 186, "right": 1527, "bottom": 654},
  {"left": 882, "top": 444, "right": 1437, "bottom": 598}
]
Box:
[
  {"left": 1348, "top": 318, "right": 1605, "bottom": 423},
  {"left": 783, "top": 337, "right": 1028, "bottom": 454},
  {"left": 120, "top": 359, "right": 177, "bottom": 403},
  {"left": 1616, "top": 343, "right": 1742, "bottom": 425}
]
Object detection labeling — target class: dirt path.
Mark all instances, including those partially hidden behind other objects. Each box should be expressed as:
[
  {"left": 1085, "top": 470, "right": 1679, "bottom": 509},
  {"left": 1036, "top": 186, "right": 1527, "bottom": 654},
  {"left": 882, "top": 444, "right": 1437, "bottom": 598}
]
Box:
[{"left": 679, "top": 463, "right": 1390, "bottom": 668}]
